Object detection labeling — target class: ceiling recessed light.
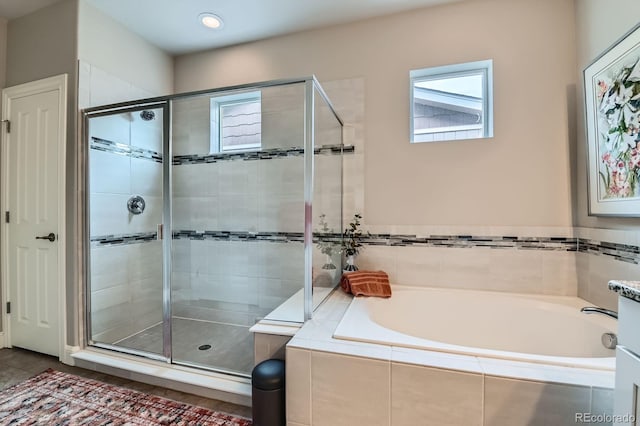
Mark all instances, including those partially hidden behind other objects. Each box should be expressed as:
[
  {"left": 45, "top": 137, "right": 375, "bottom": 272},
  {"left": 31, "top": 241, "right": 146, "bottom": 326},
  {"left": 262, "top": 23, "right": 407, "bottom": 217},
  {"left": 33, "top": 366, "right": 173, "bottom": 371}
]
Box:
[{"left": 199, "top": 13, "right": 224, "bottom": 29}]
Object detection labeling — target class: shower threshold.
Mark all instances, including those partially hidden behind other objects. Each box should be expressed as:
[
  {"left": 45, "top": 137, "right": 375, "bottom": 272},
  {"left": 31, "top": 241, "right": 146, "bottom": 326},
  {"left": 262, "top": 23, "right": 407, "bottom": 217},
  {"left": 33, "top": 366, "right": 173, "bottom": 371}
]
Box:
[{"left": 71, "top": 347, "right": 252, "bottom": 406}]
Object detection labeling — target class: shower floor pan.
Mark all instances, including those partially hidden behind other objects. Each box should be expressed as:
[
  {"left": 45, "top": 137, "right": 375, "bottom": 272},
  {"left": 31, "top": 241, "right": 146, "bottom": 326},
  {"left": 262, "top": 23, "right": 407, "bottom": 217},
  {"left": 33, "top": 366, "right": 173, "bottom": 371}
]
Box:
[{"left": 114, "top": 317, "right": 255, "bottom": 375}]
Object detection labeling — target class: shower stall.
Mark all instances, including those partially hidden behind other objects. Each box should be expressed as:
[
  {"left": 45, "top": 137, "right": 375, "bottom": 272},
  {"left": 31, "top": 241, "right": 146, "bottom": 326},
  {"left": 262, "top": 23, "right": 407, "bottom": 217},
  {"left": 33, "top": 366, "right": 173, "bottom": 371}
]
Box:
[{"left": 83, "top": 77, "right": 343, "bottom": 377}]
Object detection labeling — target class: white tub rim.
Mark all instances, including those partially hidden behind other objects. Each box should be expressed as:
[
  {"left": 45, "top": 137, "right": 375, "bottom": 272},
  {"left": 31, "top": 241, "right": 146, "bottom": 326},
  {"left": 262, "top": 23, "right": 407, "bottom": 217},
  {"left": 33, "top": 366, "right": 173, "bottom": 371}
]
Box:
[{"left": 333, "top": 285, "right": 616, "bottom": 372}]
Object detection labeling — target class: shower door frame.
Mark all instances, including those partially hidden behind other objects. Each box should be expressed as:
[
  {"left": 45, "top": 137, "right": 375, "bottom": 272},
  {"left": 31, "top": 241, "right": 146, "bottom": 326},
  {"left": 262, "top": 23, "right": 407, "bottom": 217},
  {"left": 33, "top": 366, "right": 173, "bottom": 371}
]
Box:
[
  {"left": 82, "top": 101, "right": 171, "bottom": 363},
  {"left": 81, "top": 76, "right": 343, "bottom": 374}
]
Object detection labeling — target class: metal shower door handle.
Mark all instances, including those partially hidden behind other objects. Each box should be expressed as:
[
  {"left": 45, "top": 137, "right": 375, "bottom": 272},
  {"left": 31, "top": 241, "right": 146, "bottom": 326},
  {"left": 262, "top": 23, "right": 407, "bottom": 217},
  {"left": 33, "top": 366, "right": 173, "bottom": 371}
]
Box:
[{"left": 35, "top": 233, "right": 56, "bottom": 242}]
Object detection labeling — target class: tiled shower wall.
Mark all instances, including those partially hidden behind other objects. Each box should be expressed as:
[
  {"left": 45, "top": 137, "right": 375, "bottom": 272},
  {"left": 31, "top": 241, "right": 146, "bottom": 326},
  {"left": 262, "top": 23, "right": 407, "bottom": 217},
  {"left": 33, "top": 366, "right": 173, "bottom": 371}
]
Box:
[
  {"left": 171, "top": 153, "right": 307, "bottom": 313},
  {"left": 90, "top": 242, "right": 162, "bottom": 343}
]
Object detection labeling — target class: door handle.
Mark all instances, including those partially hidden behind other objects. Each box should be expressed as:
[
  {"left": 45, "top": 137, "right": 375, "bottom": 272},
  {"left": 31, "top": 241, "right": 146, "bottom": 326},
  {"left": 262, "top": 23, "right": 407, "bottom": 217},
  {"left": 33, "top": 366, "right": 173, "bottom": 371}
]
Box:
[{"left": 35, "top": 233, "right": 56, "bottom": 242}]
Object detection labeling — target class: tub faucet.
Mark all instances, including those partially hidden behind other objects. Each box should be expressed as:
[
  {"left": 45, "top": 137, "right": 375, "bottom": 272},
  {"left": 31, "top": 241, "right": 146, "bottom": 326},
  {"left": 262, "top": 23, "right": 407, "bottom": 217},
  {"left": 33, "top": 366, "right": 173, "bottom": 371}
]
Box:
[{"left": 580, "top": 306, "right": 618, "bottom": 319}]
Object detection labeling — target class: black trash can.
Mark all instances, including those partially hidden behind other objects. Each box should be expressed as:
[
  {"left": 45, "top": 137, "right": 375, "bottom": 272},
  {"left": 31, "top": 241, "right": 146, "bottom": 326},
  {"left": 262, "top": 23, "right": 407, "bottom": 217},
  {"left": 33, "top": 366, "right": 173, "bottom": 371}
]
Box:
[{"left": 251, "top": 359, "right": 285, "bottom": 426}]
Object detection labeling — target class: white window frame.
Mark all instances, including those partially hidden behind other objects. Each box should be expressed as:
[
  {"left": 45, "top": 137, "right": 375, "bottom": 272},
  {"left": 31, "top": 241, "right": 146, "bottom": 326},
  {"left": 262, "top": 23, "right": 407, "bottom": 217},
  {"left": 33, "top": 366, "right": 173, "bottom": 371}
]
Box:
[
  {"left": 210, "top": 90, "right": 262, "bottom": 153},
  {"left": 410, "top": 59, "right": 493, "bottom": 143}
]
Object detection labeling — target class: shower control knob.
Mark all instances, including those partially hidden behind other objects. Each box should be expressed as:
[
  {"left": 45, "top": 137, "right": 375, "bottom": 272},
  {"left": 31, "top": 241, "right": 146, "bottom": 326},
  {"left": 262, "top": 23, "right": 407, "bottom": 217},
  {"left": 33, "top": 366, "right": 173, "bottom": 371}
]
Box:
[
  {"left": 127, "top": 195, "right": 146, "bottom": 215},
  {"left": 602, "top": 332, "right": 617, "bottom": 350}
]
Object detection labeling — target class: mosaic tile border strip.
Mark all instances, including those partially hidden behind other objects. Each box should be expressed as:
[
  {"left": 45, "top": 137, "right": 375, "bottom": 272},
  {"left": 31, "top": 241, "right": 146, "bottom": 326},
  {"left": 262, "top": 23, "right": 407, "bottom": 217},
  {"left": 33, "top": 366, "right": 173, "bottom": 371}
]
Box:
[
  {"left": 578, "top": 238, "right": 640, "bottom": 264},
  {"left": 173, "top": 230, "right": 305, "bottom": 243},
  {"left": 92, "top": 231, "right": 339, "bottom": 246},
  {"left": 91, "top": 231, "right": 577, "bottom": 251},
  {"left": 172, "top": 144, "right": 354, "bottom": 165},
  {"left": 89, "top": 232, "right": 640, "bottom": 265},
  {"left": 362, "top": 234, "right": 578, "bottom": 251},
  {"left": 91, "top": 137, "right": 353, "bottom": 165},
  {"left": 90, "top": 232, "right": 158, "bottom": 247},
  {"left": 90, "top": 137, "right": 162, "bottom": 163}
]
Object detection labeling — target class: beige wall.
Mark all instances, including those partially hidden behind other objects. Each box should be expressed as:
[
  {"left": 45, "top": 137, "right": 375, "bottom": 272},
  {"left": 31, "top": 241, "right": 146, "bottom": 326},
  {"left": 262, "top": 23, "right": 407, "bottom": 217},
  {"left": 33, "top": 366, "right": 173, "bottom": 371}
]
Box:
[
  {"left": 78, "top": 0, "right": 173, "bottom": 98},
  {"left": 6, "top": 0, "right": 77, "bottom": 88},
  {"left": 175, "top": 0, "right": 577, "bottom": 227},
  {"left": 5, "top": 0, "right": 79, "bottom": 342},
  {"left": 575, "top": 0, "right": 640, "bottom": 229}
]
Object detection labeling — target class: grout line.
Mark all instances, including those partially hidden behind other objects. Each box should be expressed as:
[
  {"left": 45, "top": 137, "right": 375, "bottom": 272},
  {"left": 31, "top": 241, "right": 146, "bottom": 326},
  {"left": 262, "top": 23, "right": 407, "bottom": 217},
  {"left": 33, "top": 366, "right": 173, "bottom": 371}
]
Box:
[
  {"left": 111, "top": 317, "right": 251, "bottom": 347},
  {"left": 481, "top": 373, "right": 486, "bottom": 426},
  {"left": 172, "top": 316, "right": 251, "bottom": 329},
  {"left": 112, "top": 321, "right": 163, "bottom": 345}
]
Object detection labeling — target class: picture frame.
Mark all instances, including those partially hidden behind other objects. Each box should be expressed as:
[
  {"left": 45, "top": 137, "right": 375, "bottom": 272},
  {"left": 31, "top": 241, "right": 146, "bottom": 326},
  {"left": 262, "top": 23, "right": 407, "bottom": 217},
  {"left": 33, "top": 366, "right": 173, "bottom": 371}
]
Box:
[{"left": 585, "top": 23, "right": 640, "bottom": 217}]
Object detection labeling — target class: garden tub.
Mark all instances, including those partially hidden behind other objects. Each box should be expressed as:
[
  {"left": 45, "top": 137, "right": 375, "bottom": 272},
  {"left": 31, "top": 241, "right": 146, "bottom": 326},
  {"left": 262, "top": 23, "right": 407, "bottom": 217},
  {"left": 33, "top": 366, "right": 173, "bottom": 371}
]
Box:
[{"left": 333, "top": 286, "right": 617, "bottom": 370}]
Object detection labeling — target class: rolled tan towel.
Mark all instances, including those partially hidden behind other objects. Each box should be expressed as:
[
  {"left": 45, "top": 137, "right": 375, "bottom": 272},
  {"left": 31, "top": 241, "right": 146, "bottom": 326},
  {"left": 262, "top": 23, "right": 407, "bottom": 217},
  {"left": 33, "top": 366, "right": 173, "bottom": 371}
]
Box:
[{"left": 340, "top": 271, "right": 392, "bottom": 297}]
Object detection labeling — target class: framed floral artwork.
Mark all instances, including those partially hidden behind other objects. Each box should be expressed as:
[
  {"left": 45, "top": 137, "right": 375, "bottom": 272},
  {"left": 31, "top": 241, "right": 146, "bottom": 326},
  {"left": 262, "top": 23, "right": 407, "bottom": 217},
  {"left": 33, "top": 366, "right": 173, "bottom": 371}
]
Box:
[{"left": 585, "top": 23, "right": 640, "bottom": 216}]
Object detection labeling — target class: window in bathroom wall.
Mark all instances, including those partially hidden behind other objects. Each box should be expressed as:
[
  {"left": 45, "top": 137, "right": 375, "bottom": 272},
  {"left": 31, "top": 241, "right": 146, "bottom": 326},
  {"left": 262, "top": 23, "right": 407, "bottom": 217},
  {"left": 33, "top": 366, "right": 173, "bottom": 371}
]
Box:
[
  {"left": 210, "top": 91, "right": 262, "bottom": 153},
  {"left": 410, "top": 60, "right": 493, "bottom": 143}
]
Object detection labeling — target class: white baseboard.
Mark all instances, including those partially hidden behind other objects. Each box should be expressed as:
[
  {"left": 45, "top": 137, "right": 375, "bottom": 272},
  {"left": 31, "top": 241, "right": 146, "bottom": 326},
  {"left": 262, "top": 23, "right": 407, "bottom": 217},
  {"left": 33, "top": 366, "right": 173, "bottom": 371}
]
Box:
[{"left": 62, "top": 345, "right": 80, "bottom": 365}]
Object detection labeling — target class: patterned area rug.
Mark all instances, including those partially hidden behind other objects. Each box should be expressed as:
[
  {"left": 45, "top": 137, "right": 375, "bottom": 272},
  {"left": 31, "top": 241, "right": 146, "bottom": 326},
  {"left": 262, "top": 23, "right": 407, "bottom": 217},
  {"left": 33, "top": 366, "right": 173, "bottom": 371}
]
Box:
[{"left": 0, "top": 369, "right": 252, "bottom": 425}]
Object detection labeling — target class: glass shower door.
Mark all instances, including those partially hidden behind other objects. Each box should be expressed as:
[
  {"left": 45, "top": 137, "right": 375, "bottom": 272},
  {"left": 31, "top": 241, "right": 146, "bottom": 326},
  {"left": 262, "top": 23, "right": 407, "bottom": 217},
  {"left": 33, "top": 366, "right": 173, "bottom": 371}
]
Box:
[{"left": 86, "top": 104, "right": 167, "bottom": 360}]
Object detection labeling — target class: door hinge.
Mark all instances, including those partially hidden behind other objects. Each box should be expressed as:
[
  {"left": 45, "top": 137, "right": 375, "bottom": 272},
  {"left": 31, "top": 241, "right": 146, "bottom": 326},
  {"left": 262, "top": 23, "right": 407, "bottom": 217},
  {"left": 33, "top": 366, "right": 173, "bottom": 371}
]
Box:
[
  {"left": 4, "top": 211, "right": 9, "bottom": 223},
  {"left": 1, "top": 120, "right": 9, "bottom": 133},
  {"left": 6, "top": 302, "right": 10, "bottom": 314}
]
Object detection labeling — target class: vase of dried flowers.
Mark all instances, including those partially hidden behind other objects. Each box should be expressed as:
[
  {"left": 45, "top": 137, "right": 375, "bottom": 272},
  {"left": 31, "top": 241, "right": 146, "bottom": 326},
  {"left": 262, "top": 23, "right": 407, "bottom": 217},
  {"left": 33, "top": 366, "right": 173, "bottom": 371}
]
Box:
[{"left": 341, "top": 213, "right": 369, "bottom": 272}]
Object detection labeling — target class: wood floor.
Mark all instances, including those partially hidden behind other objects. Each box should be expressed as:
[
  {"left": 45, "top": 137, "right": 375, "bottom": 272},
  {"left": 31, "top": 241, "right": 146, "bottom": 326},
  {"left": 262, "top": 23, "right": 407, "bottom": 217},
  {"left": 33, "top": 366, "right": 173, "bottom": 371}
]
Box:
[{"left": 0, "top": 347, "right": 252, "bottom": 418}]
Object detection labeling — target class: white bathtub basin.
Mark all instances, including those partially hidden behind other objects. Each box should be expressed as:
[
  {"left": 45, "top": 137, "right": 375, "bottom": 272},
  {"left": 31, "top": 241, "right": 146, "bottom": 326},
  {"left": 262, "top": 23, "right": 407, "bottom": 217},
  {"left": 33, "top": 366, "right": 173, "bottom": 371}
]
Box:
[{"left": 333, "top": 286, "right": 617, "bottom": 370}]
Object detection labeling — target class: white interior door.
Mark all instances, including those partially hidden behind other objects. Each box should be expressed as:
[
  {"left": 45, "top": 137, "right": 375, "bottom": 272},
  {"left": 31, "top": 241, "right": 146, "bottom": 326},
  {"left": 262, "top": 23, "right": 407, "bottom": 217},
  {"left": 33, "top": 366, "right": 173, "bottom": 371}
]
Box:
[{"left": 2, "top": 75, "right": 67, "bottom": 357}]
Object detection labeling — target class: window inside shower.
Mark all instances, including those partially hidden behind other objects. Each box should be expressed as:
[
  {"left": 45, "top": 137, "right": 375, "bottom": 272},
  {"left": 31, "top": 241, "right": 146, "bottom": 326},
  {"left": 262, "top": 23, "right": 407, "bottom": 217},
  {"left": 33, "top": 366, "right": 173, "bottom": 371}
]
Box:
[
  {"left": 210, "top": 91, "right": 262, "bottom": 153},
  {"left": 84, "top": 79, "right": 343, "bottom": 377}
]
